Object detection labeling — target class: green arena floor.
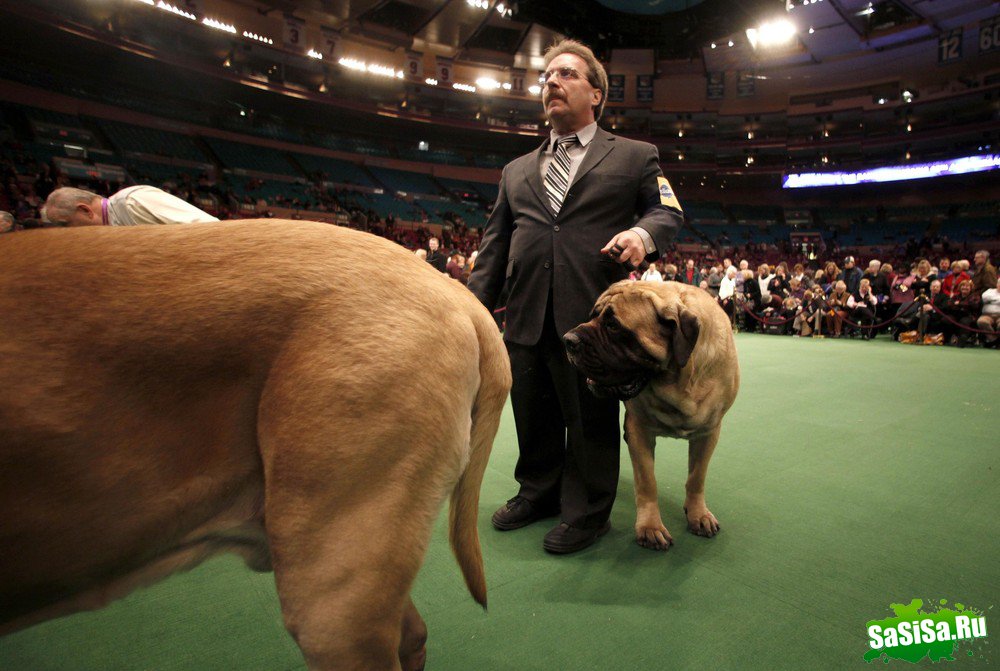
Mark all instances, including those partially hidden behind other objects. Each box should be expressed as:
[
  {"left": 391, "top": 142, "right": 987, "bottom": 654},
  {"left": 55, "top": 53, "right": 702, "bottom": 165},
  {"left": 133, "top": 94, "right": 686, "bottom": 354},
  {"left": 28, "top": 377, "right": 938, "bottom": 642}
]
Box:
[{"left": 1, "top": 334, "right": 997, "bottom": 670}]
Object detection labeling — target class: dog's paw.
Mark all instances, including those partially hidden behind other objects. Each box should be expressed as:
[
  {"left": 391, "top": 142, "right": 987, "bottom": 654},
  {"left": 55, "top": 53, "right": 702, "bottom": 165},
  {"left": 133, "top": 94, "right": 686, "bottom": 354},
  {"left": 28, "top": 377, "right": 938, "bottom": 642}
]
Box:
[
  {"left": 634, "top": 523, "right": 674, "bottom": 551},
  {"left": 684, "top": 506, "right": 720, "bottom": 537}
]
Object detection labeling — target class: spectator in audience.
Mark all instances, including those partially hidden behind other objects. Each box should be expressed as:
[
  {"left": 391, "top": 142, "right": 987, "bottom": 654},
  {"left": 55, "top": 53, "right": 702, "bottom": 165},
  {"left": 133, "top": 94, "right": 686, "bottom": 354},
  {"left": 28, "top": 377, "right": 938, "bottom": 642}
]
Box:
[
  {"left": 879, "top": 262, "right": 896, "bottom": 292},
  {"left": 910, "top": 258, "right": 937, "bottom": 301},
  {"left": 742, "top": 268, "right": 764, "bottom": 332},
  {"left": 944, "top": 279, "right": 981, "bottom": 348},
  {"left": 640, "top": 261, "right": 663, "bottom": 281},
  {"left": 941, "top": 259, "right": 970, "bottom": 297},
  {"left": 425, "top": 236, "right": 448, "bottom": 273},
  {"left": 768, "top": 264, "right": 791, "bottom": 304},
  {"left": 863, "top": 259, "right": 889, "bottom": 296},
  {"left": 848, "top": 278, "right": 879, "bottom": 339},
  {"left": 41, "top": 186, "right": 218, "bottom": 227},
  {"left": 788, "top": 277, "right": 805, "bottom": 301},
  {"left": 840, "top": 256, "right": 863, "bottom": 295},
  {"left": 937, "top": 257, "right": 952, "bottom": 281},
  {"left": 977, "top": 277, "right": 1000, "bottom": 348},
  {"left": 662, "top": 263, "right": 678, "bottom": 282},
  {"left": 446, "top": 251, "right": 467, "bottom": 284},
  {"left": 826, "top": 280, "right": 851, "bottom": 337},
  {"left": 733, "top": 263, "right": 746, "bottom": 295},
  {"left": 0, "top": 210, "right": 14, "bottom": 233},
  {"left": 718, "top": 267, "right": 737, "bottom": 322},
  {"left": 794, "top": 289, "right": 825, "bottom": 337},
  {"left": 704, "top": 265, "right": 720, "bottom": 296},
  {"left": 915, "top": 279, "right": 948, "bottom": 342},
  {"left": 822, "top": 261, "right": 840, "bottom": 293},
  {"left": 813, "top": 269, "right": 828, "bottom": 294},
  {"left": 791, "top": 263, "right": 809, "bottom": 288},
  {"left": 680, "top": 258, "right": 700, "bottom": 285},
  {"left": 971, "top": 249, "right": 997, "bottom": 297},
  {"left": 757, "top": 263, "right": 774, "bottom": 306},
  {"left": 778, "top": 295, "right": 800, "bottom": 335}
]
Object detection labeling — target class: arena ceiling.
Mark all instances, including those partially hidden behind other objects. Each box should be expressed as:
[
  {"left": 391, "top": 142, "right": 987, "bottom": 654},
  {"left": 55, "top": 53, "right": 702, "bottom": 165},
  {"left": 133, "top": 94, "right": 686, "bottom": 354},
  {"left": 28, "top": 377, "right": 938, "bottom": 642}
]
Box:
[{"left": 228, "top": 0, "right": 997, "bottom": 66}]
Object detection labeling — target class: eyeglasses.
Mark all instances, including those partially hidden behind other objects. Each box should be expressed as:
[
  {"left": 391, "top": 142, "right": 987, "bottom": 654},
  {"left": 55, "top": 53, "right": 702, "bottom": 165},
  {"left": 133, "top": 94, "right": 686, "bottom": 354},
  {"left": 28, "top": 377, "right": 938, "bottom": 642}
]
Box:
[{"left": 542, "top": 66, "right": 583, "bottom": 83}]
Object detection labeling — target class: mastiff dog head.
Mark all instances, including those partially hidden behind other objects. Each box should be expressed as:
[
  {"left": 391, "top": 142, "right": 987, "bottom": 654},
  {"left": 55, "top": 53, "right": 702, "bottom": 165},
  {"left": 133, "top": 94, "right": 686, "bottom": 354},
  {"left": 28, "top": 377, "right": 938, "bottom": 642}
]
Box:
[{"left": 563, "top": 281, "right": 701, "bottom": 400}]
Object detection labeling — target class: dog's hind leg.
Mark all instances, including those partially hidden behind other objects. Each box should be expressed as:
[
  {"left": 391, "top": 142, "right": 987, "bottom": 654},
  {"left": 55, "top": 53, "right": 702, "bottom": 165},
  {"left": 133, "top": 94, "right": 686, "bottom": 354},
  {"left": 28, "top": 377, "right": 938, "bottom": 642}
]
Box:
[
  {"left": 256, "top": 326, "right": 474, "bottom": 671},
  {"left": 624, "top": 410, "right": 673, "bottom": 551},
  {"left": 684, "top": 424, "right": 721, "bottom": 537}
]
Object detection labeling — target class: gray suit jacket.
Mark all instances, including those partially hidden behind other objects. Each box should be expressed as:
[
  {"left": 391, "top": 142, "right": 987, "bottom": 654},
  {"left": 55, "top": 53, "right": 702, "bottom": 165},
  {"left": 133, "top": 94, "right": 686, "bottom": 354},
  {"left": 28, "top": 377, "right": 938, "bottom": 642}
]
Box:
[{"left": 468, "top": 127, "right": 682, "bottom": 345}]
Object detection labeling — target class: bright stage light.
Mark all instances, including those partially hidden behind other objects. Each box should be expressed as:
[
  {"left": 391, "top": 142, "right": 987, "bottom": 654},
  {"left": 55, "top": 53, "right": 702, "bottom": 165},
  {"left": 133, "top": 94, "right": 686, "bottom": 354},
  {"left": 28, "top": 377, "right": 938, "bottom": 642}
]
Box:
[{"left": 746, "top": 19, "right": 796, "bottom": 49}]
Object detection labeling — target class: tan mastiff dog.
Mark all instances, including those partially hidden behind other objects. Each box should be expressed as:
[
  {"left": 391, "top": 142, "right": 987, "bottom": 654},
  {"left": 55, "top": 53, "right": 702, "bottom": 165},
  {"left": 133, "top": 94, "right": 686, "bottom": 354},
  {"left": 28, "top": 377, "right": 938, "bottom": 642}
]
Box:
[
  {"left": 563, "top": 280, "right": 739, "bottom": 551},
  {"left": 0, "top": 220, "right": 511, "bottom": 671}
]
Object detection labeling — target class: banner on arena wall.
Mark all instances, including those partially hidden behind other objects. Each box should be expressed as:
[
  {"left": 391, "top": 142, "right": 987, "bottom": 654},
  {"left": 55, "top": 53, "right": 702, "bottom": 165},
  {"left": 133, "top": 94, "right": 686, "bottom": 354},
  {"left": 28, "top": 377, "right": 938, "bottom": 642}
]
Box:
[
  {"left": 510, "top": 68, "right": 528, "bottom": 95},
  {"left": 436, "top": 57, "right": 454, "bottom": 85},
  {"left": 737, "top": 70, "right": 755, "bottom": 97},
  {"left": 706, "top": 71, "right": 725, "bottom": 99},
  {"left": 636, "top": 74, "right": 654, "bottom": 103},
  {"left": 283, "top": 15, "right": 306, "bottom": 50},
  {"left": 320, "top": 27, "right": 341, "bottom": 60},
  {"left": 405, "top": 52, "right": 423, "bottom": 80},
  {"left": 608, "top": 74, "right": 625, "bottom": 103}
]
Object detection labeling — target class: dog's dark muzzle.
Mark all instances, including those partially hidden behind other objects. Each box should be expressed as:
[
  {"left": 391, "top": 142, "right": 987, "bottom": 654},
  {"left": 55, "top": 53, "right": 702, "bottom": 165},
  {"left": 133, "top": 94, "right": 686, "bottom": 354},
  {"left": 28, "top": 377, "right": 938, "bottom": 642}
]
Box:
[{"left": 563, "top": 328, "right": 652, "bottom": 401}]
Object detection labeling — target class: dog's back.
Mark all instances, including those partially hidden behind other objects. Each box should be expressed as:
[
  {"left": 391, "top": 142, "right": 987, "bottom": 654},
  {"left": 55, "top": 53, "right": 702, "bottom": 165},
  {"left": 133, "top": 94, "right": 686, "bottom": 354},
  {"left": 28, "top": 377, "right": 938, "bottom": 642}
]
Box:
[{"left": 0, "top": 220, "right": 509, "bottom": 666}]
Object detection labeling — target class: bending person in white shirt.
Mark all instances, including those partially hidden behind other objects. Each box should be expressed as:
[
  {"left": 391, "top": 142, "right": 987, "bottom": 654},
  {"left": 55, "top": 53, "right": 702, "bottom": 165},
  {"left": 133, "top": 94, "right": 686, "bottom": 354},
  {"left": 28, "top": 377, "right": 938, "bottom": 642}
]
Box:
[{"left": 42, "top": 186, "right": 218, "bottom": 227}]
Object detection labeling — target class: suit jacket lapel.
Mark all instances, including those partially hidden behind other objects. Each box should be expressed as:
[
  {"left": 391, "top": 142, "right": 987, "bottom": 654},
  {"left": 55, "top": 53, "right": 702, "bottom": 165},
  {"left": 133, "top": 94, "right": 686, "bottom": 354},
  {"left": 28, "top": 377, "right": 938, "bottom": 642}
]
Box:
[
  {"left": 523, "top": 139, "right": 551, "bottom": 217},
  {"left": 566, "top": 127, "right": 615, "bottom": 193}
]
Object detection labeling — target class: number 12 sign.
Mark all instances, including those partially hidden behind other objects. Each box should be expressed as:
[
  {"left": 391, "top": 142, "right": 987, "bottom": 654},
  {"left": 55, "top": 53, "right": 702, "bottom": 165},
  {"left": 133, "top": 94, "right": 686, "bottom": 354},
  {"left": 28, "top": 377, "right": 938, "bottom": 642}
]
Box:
[{"left": 938, "top": 27, "right": 962, "bottom": 63}]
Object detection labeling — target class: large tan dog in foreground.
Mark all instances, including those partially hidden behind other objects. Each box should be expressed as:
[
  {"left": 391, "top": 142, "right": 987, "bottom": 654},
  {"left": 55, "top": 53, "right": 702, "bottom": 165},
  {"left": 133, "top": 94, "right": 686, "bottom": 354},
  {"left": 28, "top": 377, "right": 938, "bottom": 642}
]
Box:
[
  {"left": 0, "top": 220, "right": 511, "bottom": 670},
  {"left": 564, "top": 281, "right": 739, "bottom": 551}
]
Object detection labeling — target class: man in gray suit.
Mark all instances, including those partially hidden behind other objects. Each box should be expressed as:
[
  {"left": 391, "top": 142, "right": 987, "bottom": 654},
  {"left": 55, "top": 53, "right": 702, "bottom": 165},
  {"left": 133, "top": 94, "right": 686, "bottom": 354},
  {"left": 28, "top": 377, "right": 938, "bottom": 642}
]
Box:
[{"left": 468, "top": 39, "right": 683, "bottom": 554}]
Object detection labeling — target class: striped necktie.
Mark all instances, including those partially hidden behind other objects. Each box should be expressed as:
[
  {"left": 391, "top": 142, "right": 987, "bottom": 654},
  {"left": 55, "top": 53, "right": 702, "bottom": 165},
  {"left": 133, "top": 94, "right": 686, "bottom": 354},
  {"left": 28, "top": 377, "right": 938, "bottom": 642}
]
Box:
[{"left": 544, "top": 134, "right": 577, "bottom": 214}]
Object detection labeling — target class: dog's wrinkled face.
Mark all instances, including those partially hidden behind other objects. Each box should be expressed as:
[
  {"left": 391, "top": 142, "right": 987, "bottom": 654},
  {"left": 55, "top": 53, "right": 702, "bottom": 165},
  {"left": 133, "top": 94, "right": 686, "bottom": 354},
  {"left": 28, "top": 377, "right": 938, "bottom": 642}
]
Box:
[{"left": 564, "top": 282, "right": 700, "bottom": 400}]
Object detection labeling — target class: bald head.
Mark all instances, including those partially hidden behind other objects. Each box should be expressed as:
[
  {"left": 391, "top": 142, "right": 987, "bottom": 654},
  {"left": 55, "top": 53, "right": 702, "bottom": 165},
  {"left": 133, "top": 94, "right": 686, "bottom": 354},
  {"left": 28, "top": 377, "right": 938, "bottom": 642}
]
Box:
[
  {"left": 0, "top": 210, "right": 14, "bottom": 233},
  {"left": 42, "top": 187, "right": 103, "bottom": 227}
]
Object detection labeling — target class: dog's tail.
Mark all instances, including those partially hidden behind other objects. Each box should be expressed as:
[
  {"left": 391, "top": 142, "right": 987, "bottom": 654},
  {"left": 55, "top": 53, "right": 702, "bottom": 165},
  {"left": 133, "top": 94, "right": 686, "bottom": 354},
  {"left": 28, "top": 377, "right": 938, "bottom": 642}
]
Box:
[{"left": 448, "top": 306, "right": 510, "bottom": 610}]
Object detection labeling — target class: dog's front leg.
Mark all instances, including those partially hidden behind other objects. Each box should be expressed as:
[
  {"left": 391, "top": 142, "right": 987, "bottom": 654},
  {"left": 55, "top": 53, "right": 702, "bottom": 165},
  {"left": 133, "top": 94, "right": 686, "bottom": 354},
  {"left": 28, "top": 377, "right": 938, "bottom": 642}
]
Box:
[
  {"left": 624, "top": 409, "right": 673, "bottom": 551},
  {"left": 684, "top": 424, "right": 721, "bottom": 537}
]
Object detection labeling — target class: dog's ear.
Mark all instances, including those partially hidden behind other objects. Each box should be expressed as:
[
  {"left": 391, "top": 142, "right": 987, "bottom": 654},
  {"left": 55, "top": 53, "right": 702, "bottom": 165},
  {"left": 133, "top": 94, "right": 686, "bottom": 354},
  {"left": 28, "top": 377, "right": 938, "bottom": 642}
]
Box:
[{"left": 656, "top": 305, "right": 700, "bottom": 369}]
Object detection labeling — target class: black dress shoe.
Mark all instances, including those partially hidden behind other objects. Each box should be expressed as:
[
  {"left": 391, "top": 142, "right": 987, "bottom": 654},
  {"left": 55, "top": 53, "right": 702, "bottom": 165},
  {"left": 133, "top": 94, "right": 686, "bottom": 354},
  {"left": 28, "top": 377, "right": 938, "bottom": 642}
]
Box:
[
  {"left": 491, "top": 496, "right": 558, "bottom": 531},
  {"left": 542, "top": 521, "right": 611, "bottom": 554}
]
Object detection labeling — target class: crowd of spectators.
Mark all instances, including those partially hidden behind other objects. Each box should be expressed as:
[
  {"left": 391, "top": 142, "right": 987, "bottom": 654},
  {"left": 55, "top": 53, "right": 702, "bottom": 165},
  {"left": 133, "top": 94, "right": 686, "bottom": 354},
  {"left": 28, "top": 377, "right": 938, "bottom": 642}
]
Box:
[
  {"left": 3, "top": 139, "right": 998, "bottom": 349},
  {"left": 629, "top": 252, "right": 999, "bottom": 348}
]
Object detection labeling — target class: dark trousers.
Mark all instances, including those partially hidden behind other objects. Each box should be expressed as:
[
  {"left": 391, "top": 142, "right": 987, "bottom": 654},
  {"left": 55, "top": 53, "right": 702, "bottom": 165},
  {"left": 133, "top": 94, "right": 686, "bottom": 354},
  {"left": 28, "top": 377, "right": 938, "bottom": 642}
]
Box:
[{"left": 505, "top": 307, "right": 621, "bottom": 530}]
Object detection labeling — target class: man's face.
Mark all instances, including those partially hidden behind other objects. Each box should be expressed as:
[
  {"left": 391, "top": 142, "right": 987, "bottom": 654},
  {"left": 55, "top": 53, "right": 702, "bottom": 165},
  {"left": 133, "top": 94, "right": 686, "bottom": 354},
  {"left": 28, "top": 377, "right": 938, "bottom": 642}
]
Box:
[
  {"left": 542, "top": 53, "right": 600, "bottom": 133},
  {"left": 974, "top": 251, "right": 986, "bottom": 267},
  {"left": 687, "top": 260, "right": 694, "bottom": 269},
  {"left": 428, "top": 238, "right": 439, "bottom": 252},
  {"left": 931, "top": 281, "right": 941, "bottom": 294},
  {"left": 939, "top": 259, "right": 950, "bottom": 271}
]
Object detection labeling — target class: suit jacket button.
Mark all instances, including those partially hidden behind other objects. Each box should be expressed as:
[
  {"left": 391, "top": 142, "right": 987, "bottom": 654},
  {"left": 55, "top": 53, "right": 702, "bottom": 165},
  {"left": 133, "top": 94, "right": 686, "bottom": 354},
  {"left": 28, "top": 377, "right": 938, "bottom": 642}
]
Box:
[
  {"left": 544, "top": 261, "right": 551, "bottom": 269},
  {"left": 553, "top": 225, "right": 560, "bottom": 232}
]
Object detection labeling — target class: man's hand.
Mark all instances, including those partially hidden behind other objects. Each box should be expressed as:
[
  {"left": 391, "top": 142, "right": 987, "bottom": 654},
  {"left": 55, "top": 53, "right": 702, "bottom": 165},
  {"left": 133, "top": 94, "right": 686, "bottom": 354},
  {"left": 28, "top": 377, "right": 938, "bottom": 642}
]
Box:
[{"left": 601, "top": 230, "right": 645, "bottom": 267}]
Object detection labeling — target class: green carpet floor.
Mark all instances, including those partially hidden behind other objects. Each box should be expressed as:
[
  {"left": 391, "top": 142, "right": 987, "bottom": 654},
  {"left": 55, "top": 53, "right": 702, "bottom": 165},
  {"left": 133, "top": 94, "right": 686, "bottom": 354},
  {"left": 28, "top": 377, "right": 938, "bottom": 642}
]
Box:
[{"left": 1, "top": 334, "right": 997, "bottom": 670}]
